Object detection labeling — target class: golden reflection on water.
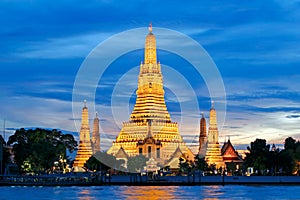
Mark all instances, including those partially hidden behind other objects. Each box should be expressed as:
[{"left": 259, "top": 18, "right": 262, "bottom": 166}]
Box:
[
  {"left": 120, "top": 185, "right": 226, "bottom": 200},
  {"left": 122, "top": 186, "right": 179, "bottom": 200},
  {"left": 202, "top": 185, "right": 224, "bottom": 200},
  {"left": 79, "top": 189, "right": 92, "bottom": 200}
]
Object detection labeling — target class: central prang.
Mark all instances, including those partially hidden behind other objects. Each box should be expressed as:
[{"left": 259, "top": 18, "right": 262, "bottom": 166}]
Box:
[{"left": 107, "top": 24, "right": 193, "bottom": 167}]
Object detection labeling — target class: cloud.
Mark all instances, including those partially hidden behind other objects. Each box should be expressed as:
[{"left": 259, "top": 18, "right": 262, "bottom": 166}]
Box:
[
  {"left": 286, "top": 114, "right": 300, "bottom": 119},
  {"left": 14, "top": 32, "right": 111, "bottom": 59}
]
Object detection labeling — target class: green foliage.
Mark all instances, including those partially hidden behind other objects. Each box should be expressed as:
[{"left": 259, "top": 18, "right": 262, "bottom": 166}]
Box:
[
  {"left": 280, "top": 137, "right": 300, "bottom": 174},
  {"left": 244, "top": 137, "right": 300, "bottom": 175},
  {"left": 7, "top": 128, "right": 77, "bottom": 174},
  {"left": 284, "top": 137, "right": 296, "bottom": 150},
  {"left": 85, "top": 151, "right": 118, "bottom": 171},
  {"left": 244, "top": 139, "right": 270, "bottom": 174},
  {"left": 178, "top": 157, "right": 193, "bottom": 174},
  {"left": 194, "top": 154, "right": 208, "bottom": 171},
  {"left": 127, "top": 155, "right": 147, "bottom": 173}
]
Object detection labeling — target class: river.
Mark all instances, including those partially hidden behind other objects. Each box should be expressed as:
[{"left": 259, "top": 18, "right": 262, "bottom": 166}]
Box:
[{"left": 1, "top": 185, "right": 300, "bottom": 199}]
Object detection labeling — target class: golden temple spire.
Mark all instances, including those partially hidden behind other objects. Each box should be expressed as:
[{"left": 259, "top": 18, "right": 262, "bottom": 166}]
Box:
[
  {"left": 131, "top": 23, "right": 170, "bottom": 122},
  {"left": 107, "top": 23, "right": 190, "bottom": 167},
  {"left": 144, "top": 23, "right": 157, "bottom": 64},
  {"left": 81, "top": 100, "right": 89, "bottom": 133},
  {"left": 73, "top": 100, "right": 93, "bottom": 169},
  {"left": 209, "top": 101, "right": 217, "bottom": 129},
  {"left": 205, "top": 102, "right": 225, "bottom": 168}
]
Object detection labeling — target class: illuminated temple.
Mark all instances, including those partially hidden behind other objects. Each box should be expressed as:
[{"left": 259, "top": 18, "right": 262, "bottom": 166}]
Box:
[
  {"left": 107, "top": 24, "right": 193, "bottom": 165},
  {"left": 204, "top": 102, "right": 225, "bottom": 168},
  {"left": 73, "top": 101, "right": 100, "bottom": 171}
]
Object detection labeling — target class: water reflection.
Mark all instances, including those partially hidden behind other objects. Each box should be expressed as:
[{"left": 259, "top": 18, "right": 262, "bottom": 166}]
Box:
[
  {"left": 78, "top": 189, "right": 92, "bottom": 200},
  {"left": 202, "top": 185, "right": 225, "bottom": 200},
  {"left": 2, "top": 185, "right": 300, "bottom": 199},
  {"left": 121, "top": 186, "right": 178, "bottom": 200},
  {"left": 120, "top": 185, "right": 227, "bottom": 199}
]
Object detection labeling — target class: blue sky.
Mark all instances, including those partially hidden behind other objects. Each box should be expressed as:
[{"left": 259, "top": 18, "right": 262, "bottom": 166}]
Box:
[{"left": 1, "top": 0, "right": 300, "bottom": 151}]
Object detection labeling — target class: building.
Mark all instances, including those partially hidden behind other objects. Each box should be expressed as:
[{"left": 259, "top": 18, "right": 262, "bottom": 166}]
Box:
[
  {"left": 198, "top": 113, "right": 207, "bottom": 157},
  {"left": 91, "top": 112, "right": 100, "bottom": 154},
  {"left": 199, "top": 103, "right": 243, "bottom": 170},
  {"left": 107, "top": 24, "right": 193, "bottom": 166},
  {"left": 136, "top": 119, "right": 162, "bottom": 160},
  {"left": 73, "top": 101, "right": 99, "bottom": 171},
  {"left": 221, "top": 139, "right": 243, "bottom": 174},
  {"left": 204, "top": 102, "right": 225, "bottom": 168}
]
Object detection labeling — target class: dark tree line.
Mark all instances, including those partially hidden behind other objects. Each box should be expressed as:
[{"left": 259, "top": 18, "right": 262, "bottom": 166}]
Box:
[
  {"left": 178, "top": 137, "right": 300, "bottom": 176},
  {"left": 244, "top": 137, "right": 300, "bottom": 175},
  {"left": 7, "top": 128, "right": 77, "bottom": 174},
  {"left": 85, "top": 152, "right": 148, "bottom": 173}
]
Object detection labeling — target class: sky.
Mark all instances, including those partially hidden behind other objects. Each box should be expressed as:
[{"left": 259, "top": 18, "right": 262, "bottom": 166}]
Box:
[{"left": 1, "top": 0, "right": 300, "bottom": 151}]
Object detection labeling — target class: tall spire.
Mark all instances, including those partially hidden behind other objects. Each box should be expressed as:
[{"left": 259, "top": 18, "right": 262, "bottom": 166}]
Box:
[
  {"left": 198, "top": 112, "right": 207, "bottom": 156},
  {"left": 92, "top": 112, "right": 100, "bottom": 154},
  {"left": 200, "top": 112, "right": 207, "bottom": 137},
  {"left": 131, "top": 23, "right": 170, "bottom": 122},
  {"left": 80, "top": 101, "right": 89, "bottom": 135},
  {"left": 107, "top": 23, "right": 190, "bottom": 167},
  {"left": 205, "top": 102, "right": 224, "bottom": 168},
  {"left": 208, "top": 102, "right": 218, "bottom": 140},
  {"left": 144, "top": 23, "right": 157, "bottom": 64},
  {"left": 73, "top": 101, "right": 93, "bottom": 170}
]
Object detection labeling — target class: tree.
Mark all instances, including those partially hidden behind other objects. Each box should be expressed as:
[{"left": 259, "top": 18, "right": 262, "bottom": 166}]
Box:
[
  {"left": 127, "top": 155, "right": 147, "bottom": 173},
  {"left": 7, "top": 128, "right": 77, "bottom": 174},
  {"left": 244, "top": 138, "right": 270, "bottom": 175},
  {"left": 194, "top": 154, "right": 208, "bottom": 171},
  {"left": 85, "top": 151, "right": 118, "bottom": 172},
  {"left": 278, "top": 150, "right": 295, "bottom": 175},
  {"left": 279, "top": 137, "right": 299, "bottom": 175},
  {"left": 244, "top": 137, "right": 299, "bottom": 175},
  {"left": 285, "top": 137, "right": 296, "bottom": 150}
]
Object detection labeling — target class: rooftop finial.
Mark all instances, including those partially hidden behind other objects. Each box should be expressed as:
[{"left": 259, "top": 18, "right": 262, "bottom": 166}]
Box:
[
  {"left": 149, "top": 22, "right": 152, "bottom": 33},
  {"left": 84, "top": 100, "right": 87, "bottom": 107},
  {"left": 95, "top": 112, "right": 98, "bottom": 118},
  {"left": 211, "top": 100, "right": 214, "bottom": 108},
  {"left": 201, "top": 112, "right": 204, "bottom": 118}
]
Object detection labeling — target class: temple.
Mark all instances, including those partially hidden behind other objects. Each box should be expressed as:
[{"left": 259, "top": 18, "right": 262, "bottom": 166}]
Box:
[
  {"left": 199, "top": 102, "right": 243, "bottom": 170},
  {"left": 204, "top": 102, "right": 225, "bottom": 168},
  {"left": 221, "top": 139, "right": 243, "bottom": 173},
  {"left": 73, "top": 101, "right": 93, "bottom": 170},
  {"left": 198, "top": 113, "right": 207, "bottom": 157},
  {"left": 107, "top": 24, "right": 193, "bottom": 166},
  {"left": 73, "top": 101, "right": 100, "bottom": 171},
  {"left": 91, "top": 112, "right": 100, "bottom": 154}
]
